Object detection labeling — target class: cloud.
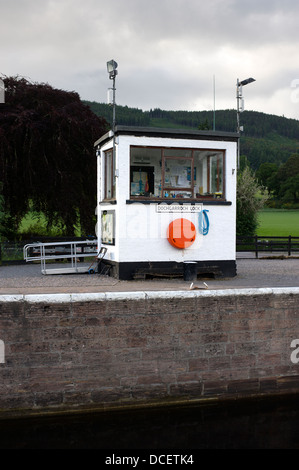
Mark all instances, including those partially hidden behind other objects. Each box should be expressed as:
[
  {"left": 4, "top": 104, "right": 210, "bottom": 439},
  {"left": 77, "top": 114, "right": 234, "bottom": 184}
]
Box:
[{"left": 1, "top": 0, "right": 299, "bottom": 118}]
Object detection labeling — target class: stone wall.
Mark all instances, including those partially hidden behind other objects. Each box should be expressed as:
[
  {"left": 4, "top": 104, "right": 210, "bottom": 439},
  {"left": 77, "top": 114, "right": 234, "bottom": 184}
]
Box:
[{"left": 1, "top": 288, "right": 299, "bottom": 417}]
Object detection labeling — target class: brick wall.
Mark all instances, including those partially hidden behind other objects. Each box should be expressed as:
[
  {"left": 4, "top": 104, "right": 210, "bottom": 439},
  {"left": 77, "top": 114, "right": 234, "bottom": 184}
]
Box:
[{"left": 1, "top": 288, "right": 299, "bottom": 417}]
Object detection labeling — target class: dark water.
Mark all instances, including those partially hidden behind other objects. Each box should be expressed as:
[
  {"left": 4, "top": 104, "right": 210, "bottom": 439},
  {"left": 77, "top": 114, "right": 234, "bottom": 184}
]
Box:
[{"left": 0, "top": 396, "right": 299, "bottom": 450}]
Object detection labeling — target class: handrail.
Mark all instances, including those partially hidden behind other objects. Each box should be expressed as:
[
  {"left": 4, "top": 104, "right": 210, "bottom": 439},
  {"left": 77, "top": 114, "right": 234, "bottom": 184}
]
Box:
[
  {"left": 24, "top": 239, "right": 98, "bottom": 261},
  {"left": 23, "top": 239, "right": 101, "bottom": 274}
]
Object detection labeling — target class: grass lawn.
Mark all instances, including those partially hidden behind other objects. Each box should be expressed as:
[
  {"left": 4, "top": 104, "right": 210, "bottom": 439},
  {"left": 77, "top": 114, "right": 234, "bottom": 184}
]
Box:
[
  {"left": 257, "top": 209, "right": 299, "bottom": 237},
  {"left": 18, "top": 212, "right": 66, "bottom": 237},
  {"left": 15, "top": 208, "right": 299, "bottom": 238},
  {"left": 18, "top": 210, "right": 81, "bottom": 237}
]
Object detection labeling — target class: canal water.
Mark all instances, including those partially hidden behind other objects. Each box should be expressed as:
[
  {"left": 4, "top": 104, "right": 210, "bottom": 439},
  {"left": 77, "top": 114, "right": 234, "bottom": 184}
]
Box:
[{"left": 0, "top": 395, "right": 299, "bottom": 449}]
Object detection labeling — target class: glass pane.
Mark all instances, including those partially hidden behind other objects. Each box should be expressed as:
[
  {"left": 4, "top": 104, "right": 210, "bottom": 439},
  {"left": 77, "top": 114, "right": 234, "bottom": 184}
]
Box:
[
  {"left": 131, "top": 168, "right": 154, "bottom": 196},
  {"left": 164, "top": 158, "right": 192, "bottom": 189},
  {"left": 106, "top": 151, "right": 113, "bottom": 198},
  {"left": 129, "top": 146, "right": 225, "bottom": 201},
  {"left": 194, "top": 150, "right": 206, "bottom": 197},
  {"left": 164, "top": 149, "right": 192, "bottom": 158},
  {"left": 210, "top": 154, "right": 223, "bottom": 196},
  {"left": 130, "top": 147, "right": 162, "bottom": 197},
  {"left": 163, "top": 190, "right": 192, "bottom": 199}
]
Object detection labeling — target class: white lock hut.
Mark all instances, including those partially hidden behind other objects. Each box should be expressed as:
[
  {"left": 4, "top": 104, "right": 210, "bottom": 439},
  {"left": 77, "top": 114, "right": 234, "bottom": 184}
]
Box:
[{"left": 94, "top": 126, "right": 239, "bottom": 280}]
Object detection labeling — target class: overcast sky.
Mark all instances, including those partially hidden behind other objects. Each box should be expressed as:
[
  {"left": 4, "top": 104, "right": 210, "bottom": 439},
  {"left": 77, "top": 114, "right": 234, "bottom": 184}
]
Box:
[{"left": 2, "top": 0, "right": 299, "bottom": 121}]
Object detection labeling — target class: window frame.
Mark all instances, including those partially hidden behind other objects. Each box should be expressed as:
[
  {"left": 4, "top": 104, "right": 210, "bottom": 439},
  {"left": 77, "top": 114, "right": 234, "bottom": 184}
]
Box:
[
  {"left": 207, "top": 153, "right": 225, "bottom": 197},
  {"left": 104, "top": 148, "right": 115, "bottom": 201},
  {"left": 129, "top": 145, "right": 226, "bottom": 202}
]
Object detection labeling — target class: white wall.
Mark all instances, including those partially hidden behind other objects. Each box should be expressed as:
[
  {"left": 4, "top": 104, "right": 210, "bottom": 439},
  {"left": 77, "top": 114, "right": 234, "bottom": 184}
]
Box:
[{"left": 98, "top": 134, "right": 237, "bottom": 263}]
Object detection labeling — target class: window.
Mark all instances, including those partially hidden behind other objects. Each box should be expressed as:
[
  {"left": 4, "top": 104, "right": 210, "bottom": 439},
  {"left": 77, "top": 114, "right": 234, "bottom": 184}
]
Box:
[
  {"left": 130, "top": 146, "right": 225, "bottom": 200},
  {"left": 208, "top": 153, "right": 223, "bottom": 197},
  {"left": 104, "top": 149, "right": 115, "bottom": 200},
  {"left": 101, "top": 210, "right": 115, "bottom": 245},
  {"left": 163, "top": 149, "right": 193, "bottom": 199},
  {"left": 130, "top": 166, "right": 155, "bottom": 196}
]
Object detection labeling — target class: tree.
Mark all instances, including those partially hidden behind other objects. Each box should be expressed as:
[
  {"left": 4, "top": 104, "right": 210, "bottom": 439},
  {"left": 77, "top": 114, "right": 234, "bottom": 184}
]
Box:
[
  {"left": 236, "top": 166, "right": 268, "bottom": 236},
  {"left": 0, "top": 76, "right": 109, "bottom": 237},
  {"left": 280, "top": 174, "right": 299, "bottom": 203},
  {"left": 256, "top": 162, "right": 279, "bottom": 188},
  {"left": 198, "top": 118, "right": 211, "bottom": 130},
  {"left": 239, "top": 154, "right": 250, "bottom": 172},
  {"left": 269, "top": 153, "right": 299, "bottom": 203}
]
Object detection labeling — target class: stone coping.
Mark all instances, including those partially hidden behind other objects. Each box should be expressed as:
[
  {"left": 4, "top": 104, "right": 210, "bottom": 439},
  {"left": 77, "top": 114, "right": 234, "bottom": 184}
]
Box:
[{"left": 1, "top": 286, "right": 299, "bottom": 303}]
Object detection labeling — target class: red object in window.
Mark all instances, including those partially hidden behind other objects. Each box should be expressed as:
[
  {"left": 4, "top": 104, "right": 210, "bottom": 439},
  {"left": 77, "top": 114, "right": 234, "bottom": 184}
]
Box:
[
  {"left": 167, "top": 218, "right": 196, "bottom": 249},
  {"left": 145, "top": 176, "right": 149, "bottom": 193}
]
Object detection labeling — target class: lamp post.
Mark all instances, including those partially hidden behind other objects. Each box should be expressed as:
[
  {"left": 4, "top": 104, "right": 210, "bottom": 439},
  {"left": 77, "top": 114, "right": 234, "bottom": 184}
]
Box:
[
  {"left": 236, "top": 77, "right": 255, "bottom": 168},
  {"left": 107, "top": 60, "right": 118, "bottom": 193},
  {"left": 107, "top": 60, "right": 118, "bottom": 133}
]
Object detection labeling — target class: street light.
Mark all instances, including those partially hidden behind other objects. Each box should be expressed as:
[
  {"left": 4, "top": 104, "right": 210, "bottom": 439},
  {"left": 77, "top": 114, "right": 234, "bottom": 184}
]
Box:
[
  {"left": 107, "top": 60, "right": 118, "bottom": 194},
  {"left": 107, "top": 60, "right": 118, "bottom": 133},
  {"left": 107, "top": 60, "right": 118, "bottom": 79},
  {"left": 236, "top": 77, "right": 255, "bottom": 168}
]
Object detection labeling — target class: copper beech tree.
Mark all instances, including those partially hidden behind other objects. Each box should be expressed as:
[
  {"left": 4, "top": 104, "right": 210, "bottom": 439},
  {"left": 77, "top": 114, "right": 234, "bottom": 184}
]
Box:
[{"left": 0, "top": 76, "right": 108, "bottom": 237}]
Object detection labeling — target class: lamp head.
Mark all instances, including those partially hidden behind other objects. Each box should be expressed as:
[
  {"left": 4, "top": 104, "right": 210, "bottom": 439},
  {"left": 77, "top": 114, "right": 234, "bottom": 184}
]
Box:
[
  {"left": 240, "top": 77, "right": 255, "bottom": 86},
  {"left": 107, "top": 60, "right": 118, "bottom": 79}
]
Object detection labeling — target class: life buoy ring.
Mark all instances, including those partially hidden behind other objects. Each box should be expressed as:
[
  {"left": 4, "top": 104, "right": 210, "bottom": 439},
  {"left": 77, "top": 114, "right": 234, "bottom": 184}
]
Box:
[{"left": 167, "top": 218, "right": 196, "bottom": 249}]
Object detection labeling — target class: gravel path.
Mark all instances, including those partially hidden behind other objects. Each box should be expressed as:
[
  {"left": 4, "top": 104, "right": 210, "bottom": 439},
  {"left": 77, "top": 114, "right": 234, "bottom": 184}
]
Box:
[{"left": 0, "top": 257, "right": 299, "bottom": 294}]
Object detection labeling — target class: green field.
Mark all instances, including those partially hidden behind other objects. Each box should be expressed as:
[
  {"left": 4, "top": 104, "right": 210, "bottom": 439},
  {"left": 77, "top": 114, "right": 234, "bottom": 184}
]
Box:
[
  {"left": 257, "top": 209, "right": 299, "bottom": 237},
  {"left": 16, "top": 208, "right": 299, "bottom": 238}
]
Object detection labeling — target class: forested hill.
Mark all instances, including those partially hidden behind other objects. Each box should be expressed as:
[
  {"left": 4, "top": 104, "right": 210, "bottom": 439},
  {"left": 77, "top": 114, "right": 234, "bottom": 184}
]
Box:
[{"left": 84, "top": 101, "right": 299, "bottom": 170}]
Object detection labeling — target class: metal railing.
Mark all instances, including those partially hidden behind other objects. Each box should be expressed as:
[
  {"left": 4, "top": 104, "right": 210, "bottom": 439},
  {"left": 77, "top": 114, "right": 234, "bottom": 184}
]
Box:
[
  {"left": 1, "top": 235, "right": 299, "bottom": 266},
  {"left": 23, "top": 239, "right": 105, "bottom": 275},
  {"left": 0, "top": 236, "right": 96, "bottom": 264},
  {"left": 237, "top": 235, "right": 299, "bottom": 258}
]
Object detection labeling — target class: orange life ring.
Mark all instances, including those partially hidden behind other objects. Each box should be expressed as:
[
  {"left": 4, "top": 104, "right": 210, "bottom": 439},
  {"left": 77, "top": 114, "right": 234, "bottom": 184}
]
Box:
[{"left": 167, "top": 218, "right": 196, "bottom": 249}]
